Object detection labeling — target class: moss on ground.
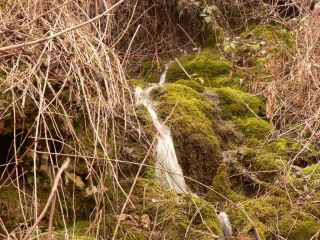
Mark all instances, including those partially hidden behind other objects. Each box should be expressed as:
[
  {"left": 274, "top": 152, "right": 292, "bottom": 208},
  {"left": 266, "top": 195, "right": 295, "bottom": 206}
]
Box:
[
  {"left": 228, "top": 195, "right": 320, "bottom": 240},
  {"left": 99, "top": 178, "right": 223, "bottom": 239},
  {"left": 0, "top": 187, "right": 31, "bottom": 231},
  {"left": 300, "top": 164, "right": 320, "bottom": 180},
  {"left": 233, "top": 117, "right": 272, "bottom": 141}
]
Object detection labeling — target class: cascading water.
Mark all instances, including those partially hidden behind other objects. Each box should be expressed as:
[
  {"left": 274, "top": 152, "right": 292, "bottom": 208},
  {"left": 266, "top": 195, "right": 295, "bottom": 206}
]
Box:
[
  {"left": 135, "top": 63, "right": 233, "bottom": 237},
  {"left": 135, "top": 64, "right": 189, "bottom": 193},
  {"left": 218, "top": 211, "right": 233, "bottom": 238}
]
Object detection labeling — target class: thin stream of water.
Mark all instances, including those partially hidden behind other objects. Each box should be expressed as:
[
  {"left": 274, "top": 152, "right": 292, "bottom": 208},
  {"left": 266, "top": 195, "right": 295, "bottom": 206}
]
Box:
[
  {"left": 135, "top": 64, "right": 188, "bottom": 193},
  {"left": 135, "top": 64, "right": 232, "bottom": 237}
]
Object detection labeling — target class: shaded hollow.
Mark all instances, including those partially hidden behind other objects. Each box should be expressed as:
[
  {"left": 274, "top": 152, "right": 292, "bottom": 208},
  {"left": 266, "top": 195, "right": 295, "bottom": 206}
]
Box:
[{"left": 0, "top": 133, "right": 14, "bottom": 180}]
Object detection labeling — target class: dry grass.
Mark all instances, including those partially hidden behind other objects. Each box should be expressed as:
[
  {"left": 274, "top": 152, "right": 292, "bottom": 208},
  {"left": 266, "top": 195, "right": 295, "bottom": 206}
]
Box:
[
  {"left": 264, "top": 3, "right": 320, "bottom": 144},
  {"left": 0, "top": 0, "right": 137, "bottom": 238}
]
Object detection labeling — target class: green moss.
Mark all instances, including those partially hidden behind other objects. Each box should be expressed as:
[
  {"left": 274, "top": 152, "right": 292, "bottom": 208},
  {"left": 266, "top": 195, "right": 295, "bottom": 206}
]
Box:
[
  {"left": 234, "top": 117, "right": 272, "bottom": 141},
  {"left": 263, "top": 137, "right": 291, "bottom": 156},
  {"left": 140, "top": 60, "right": 163, "bottom": 83},
  {"left": 243, "top": 24, "right": 294, "bottom": 48},
  {"left": 228, "top": 194, "right": 320, "bottom": 240},
  {"left": 0, "top": 187, "right": 27, "bottom": 230},
  {"left": 174, "top": 79, "right": 204, "bottom": 92},
  {"left": 55, "top": 221, "right": 94, "bottom": 240},
  {"left": 300, "top": 164, "right": 320, "bottom": 180},
  {"left": 213, "top": 87, "right": 266, "bottom": 118},
  {"left": 156, "top": 83, "right": 222, "bottom": 191},
  {"left": 229, "top": 196, "right": 291, "bottom": 239},
  {"left": 166, "top": 49, "right": 231, "bottom": 86},
  {"left": 278, "top": 217, "right": 320, "bottom": 240},
  {"left": 128, "top": 79, "right": 148, "bottom": 88},
  {"left": 252, "top": 153, "right": 286, "bottom": 180},
  {"left": 209, "top": 163, "right": 245, "bottom": 202},
  {"left": 108, "top": 178, "right": 223, "bottom": 239},
  {"left": 207, "top": 74, "right": 241, "bottom": 89}
]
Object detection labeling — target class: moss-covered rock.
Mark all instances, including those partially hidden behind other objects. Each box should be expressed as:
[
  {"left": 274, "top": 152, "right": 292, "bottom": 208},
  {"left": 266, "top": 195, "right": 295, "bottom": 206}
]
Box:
[
  {"left": 102, "top": 178, "right": 223, "bottom": 239},
  {"left": 228, "top": 195, "right": 320, "bottom": 240},
  {"left": 165, "top": 49, "right": 233, "bottom": 87},
  {"left": 209, "top": 163, "right": 245, "bottom": 202},
  {"left": 155, "top": 83, "right": 223, "bottom": 191},
  {"left": 174, "top": 79, "right": 205, "bottom": 92},
  {"left": 213, "top": 87, "right": 265, "bottom": 119},
  {"left": 132, "top": 43, "right": 320, "bottom": 240},
  {"left": 234, "top": 117, "right": 272, "bottom": 141}
]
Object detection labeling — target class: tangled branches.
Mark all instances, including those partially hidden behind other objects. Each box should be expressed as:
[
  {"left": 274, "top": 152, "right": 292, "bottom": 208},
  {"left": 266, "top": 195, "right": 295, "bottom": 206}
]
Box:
[
  {"left": 267, "top": 7, "right": 320, "bottom": 142},
  {"left": 0, "top": 0, "right": 135, "bottom": 238}
]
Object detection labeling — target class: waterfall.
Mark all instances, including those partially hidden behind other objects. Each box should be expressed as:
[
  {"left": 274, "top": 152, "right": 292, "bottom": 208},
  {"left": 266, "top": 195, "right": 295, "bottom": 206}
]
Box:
[
  {"left": 135, "top": 63, "right": 233, "bottom": 238},
  {"left": 218, "top": 212, "right": 233, "bottom": 238},
  {"left": 135, "top": 64, "right": 189, "bottom": 193}
]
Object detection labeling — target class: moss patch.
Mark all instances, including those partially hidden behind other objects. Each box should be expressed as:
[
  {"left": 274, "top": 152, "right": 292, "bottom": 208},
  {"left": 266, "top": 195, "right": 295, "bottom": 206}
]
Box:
[
  {"left": 174, "top": 79, "right": 205, "bottom": 92},
  {"left": 209, "top": 163, "right": 245, "bottom": 202},
  {"left": 140, "top": 60, "right": 163, "bottom": 83},
  {"left": 213, "top": 87, "right": 266, "bottom": 119},
  {"left": 228, "top": 195, "right": 320, "bottom": 240},
  {"left": 166, "top": 49, "right": 232, "bottom": 87},
  {"left": 234, "top": 117, "right": 272, "bottom": 141}
]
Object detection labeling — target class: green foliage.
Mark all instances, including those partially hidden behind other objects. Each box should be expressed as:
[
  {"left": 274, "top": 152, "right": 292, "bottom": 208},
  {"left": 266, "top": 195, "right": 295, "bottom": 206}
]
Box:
[{"left": 178, "top": 1, "right": 219, "bottom": 24}]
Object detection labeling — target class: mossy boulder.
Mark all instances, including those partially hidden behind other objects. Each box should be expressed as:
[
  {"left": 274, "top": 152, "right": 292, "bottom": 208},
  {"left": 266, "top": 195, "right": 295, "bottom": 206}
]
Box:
[
  {"left": 213, "top": 87, "right": 266, "bottom": 119},
  {"left": 165, "top": 49, "right": 234, "bottom": 88},
  {"left": 234, "top": 117, "right": 272, "bottom": 141},
  {"left": 174, "top": 79, "right": 205, "bottom": 92},
  {"left": 155, "top": 83, "right": 223, "bottom": 191},
  {"left": 103, "top": 178, "right": 223, "bottom": 239},
  {"left": 209, "top": 163, "right": 245, "bottom": 202}
]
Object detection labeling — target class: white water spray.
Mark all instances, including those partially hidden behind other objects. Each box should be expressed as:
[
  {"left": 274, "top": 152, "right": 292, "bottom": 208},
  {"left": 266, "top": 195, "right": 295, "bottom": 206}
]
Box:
[
  {"left": 218, "top": 211, "right": 233, "bottom": 238},
  {"left": 135, "top": 64, "right": 189, "bottom": 193}
]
